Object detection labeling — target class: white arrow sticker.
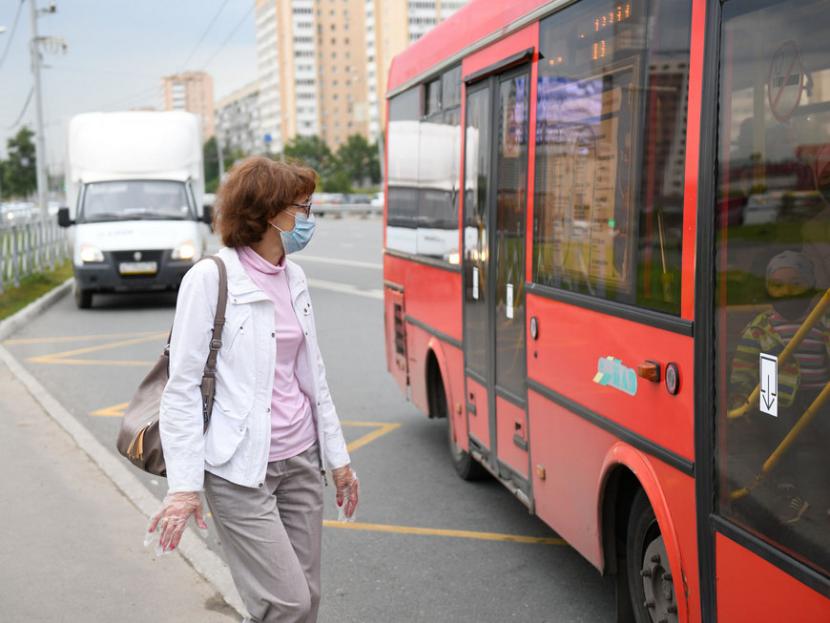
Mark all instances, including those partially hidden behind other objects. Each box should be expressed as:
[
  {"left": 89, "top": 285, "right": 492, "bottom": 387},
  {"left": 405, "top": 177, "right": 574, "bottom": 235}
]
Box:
[{"left": 759, "top": 353, "right": 778, "bottom": 417}]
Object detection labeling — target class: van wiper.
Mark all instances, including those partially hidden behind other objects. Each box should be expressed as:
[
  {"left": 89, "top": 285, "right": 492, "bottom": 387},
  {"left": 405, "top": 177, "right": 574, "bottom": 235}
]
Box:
[
  {"left": 82, "top": 213, "right": 133, "bottom": 222},
  {"left": 130, "top": 212, "right": 187, "bottom": 220}
]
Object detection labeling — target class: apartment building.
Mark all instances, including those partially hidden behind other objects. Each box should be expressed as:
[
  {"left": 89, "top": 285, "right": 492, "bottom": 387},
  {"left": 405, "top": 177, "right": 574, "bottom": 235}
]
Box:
[
  {"left": 255, "top": 0, "right": 369, "bottom": 152},
  {"left": 162, "top": 71, "right": 215, "bottom": 139},
  {"left": 365, "top": 0, "right": 468, "bottom": 137},
  {"left": 216, "top": 80, "right": 262, "bottom": 156}
]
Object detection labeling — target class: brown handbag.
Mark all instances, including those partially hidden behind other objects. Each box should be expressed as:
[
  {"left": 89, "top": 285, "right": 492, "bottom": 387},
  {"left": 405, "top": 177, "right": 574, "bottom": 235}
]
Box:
[{"left": 116, "top": 256, "right": 228, "bottom": 476}]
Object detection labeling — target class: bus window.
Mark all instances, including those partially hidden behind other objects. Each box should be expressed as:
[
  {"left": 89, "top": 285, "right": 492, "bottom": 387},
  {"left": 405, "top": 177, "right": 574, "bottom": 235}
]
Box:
[
  {"left": 532, "top": 0, "right": 691, "bottom": 314},
  {"left": 416, "top": 67, "right": 462, "bottom": 263},
  {"left": 716, "top": 0, "right": 830, "bottom": 577},
  {"left": 387, "top": 87, "right": 421, "bottom": 255}
]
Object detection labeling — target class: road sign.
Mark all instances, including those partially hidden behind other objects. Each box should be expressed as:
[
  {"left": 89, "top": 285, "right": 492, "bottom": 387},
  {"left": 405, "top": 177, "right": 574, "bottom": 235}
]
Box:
[
  {"left": 759, "top": 353, "right": 778, "bottom": 417},
  {"left": 767, "top": 41, "right": 805, "bottom": 123}
]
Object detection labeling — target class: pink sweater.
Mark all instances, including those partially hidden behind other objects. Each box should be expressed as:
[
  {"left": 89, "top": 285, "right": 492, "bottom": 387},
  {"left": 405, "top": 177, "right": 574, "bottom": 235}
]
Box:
[{"left": 237, "top": 247, "right": 317, "bottom": 461}]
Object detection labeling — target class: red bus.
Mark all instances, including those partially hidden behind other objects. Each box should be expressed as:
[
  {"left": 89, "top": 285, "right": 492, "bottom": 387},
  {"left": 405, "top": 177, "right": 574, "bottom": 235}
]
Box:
[{"left": 382, "top": 0, "right": 830, "bottom": 621}]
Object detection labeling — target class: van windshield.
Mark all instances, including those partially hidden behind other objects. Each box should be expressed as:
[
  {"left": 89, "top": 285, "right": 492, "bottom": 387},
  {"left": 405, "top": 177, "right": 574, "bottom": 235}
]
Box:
[{"left": 80, "top": 180, "right": 193, "bottom": 222}]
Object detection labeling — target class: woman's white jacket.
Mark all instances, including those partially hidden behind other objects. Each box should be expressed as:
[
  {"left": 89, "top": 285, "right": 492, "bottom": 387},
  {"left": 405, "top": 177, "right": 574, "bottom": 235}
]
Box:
[{"left": 160, "top": 246, "right": 351, "bottom": 493}]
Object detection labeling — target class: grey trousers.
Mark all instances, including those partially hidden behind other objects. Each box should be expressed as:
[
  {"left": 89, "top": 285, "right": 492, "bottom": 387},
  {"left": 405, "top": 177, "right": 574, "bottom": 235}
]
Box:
[{"left": 204, "top": 443, "right": 324, "bottom": 623}]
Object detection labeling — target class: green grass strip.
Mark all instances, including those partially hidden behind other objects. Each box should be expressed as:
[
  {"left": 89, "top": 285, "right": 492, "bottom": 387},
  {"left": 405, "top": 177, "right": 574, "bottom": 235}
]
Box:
[{"left": 0, "top": 261, "right": 73, "bottom": 321}]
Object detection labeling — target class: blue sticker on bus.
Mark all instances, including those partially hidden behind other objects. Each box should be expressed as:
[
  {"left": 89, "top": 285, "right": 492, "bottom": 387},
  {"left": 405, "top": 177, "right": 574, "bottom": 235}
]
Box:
[{"left": 593, "top": 356, "right": 638, "bottom": 396}]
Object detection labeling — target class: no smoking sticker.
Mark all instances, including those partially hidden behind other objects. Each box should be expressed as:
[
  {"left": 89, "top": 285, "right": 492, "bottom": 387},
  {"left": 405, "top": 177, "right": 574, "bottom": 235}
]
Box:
[{"left": 768, "top": 41, "right": 805, "bottom": 123}]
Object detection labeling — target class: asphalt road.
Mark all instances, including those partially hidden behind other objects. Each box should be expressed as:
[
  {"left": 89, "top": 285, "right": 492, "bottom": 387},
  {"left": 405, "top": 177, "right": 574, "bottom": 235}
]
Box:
[{"left": 3, "top": 215, "right": 615, "bottom": 622}]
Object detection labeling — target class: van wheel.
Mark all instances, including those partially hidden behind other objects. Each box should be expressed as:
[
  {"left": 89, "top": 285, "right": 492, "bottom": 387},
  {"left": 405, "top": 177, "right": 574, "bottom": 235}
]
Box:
[
  {"left": 75, "top": 286, "right": 93, "bottom": 309},
  {"left": 626, "top": 490, "right": 678, "bottom": 623}
]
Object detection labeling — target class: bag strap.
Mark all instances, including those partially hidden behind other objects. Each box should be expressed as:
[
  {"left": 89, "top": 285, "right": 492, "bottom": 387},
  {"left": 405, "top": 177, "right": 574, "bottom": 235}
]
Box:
[
  {"left": 202, "top": 255, "right": 228, "bottom": 377},
  {"left": 164, "top": 256, "right": 229, "bottom": 353}
]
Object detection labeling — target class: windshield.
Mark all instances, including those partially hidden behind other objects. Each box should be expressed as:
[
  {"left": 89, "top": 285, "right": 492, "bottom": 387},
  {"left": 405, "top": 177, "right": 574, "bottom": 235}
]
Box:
[{"left": 80, "top": 180, "right": 193, "bottom": 222}]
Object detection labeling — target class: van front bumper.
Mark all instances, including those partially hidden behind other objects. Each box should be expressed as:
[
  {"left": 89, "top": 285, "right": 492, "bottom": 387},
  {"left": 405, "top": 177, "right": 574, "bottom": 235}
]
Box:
[{"left": 74, "top": 250, "right": 195, "bottom": 293}]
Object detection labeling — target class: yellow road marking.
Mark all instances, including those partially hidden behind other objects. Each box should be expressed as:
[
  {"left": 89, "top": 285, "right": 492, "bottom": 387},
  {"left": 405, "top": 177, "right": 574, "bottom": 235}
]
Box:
[
  {"left": 341, "top": 420, "right": 401, "bottom": 453},
  {"left": 322, "top": 520, "right": 566, "bottom": 545},
  {"left": 90, "top": 402, "right": 130, "bottom": 417},
  {"left": 3, "top": 331, "right": 162, "bottom": 346},
  {"left": 28, "top": 332, "right": 166, "bottom": 366}
]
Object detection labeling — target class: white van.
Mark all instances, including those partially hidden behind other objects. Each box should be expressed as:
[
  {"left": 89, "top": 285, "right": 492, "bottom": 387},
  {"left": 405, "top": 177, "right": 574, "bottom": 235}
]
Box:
[{"left": 58, "top": 111, "right": 212, "bottom": 308}]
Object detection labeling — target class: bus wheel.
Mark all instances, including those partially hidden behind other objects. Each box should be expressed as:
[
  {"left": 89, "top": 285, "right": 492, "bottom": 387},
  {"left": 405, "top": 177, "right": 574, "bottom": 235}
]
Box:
[
  {"left": 626, "top": 489, "right": 678, "bottom": 623},
  {"left": 431, "top": 366, "right": 486, "bottom": 481},
  {"left": 75, "top": 285, "right": 93, "bottom": 309}
]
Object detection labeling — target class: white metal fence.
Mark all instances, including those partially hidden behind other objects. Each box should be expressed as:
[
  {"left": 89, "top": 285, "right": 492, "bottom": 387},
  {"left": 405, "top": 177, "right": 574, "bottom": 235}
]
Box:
[{"left": 0, "top": 213, "right": 70, "bottom": 294}]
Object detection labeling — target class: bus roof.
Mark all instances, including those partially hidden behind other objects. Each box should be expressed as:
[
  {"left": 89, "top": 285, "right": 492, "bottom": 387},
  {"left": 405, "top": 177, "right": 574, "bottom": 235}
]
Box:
[{"left": 387, "top": 0, "right": 550, "bottom": 98}]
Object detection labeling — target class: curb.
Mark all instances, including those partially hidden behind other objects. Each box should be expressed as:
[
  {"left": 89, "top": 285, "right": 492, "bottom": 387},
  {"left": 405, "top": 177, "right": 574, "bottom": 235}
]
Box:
[
  {"left": 0, "top": 290, "right": 247, "bottom": 618},
  {"left": 0, "top": 278, "right": 74, "bottom": 341}
]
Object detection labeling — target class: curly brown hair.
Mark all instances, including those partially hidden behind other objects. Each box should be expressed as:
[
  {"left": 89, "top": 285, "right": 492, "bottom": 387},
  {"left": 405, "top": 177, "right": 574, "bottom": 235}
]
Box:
[{"left": 216, "top": 156, "right": 317, "bottom": 248}]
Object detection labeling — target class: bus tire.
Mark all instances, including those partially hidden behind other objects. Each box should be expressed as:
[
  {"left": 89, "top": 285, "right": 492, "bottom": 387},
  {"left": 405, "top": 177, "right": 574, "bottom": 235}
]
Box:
[
  {"left": 75, "top": 285, "right": 93, "bottom": 309},
  {"left": 429, "top": 360, "right": 486, "bottom": 481},
  {"left": 625, "top": 489, "right": 678, "bottom": 623}
]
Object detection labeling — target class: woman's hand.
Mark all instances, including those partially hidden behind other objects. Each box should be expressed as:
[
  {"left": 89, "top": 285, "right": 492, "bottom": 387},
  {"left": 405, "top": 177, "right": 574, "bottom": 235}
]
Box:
[
  {"left": 147, "top": 491, "right": 208, "bottom": 553},
  {"left": 332, "top": 464, "right": 359, "bottom": 519}
]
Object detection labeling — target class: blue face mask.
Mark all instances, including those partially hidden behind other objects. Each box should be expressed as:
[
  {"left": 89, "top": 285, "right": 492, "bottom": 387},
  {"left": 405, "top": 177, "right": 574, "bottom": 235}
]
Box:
[{"left": 270, "top": 212, "right": 316, "bottom": 254}]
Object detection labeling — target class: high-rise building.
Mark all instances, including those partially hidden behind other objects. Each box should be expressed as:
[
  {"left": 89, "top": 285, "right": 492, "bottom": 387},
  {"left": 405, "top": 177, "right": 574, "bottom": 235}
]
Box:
[
  {"left": 216, "top": 80, "right": 262, "bottom": 156},
  {"left": 162, "top": 71, "right": 216, "bottom": 139},
  {"left": 254, "top": 0, "right": 466, "bottom": 152},
  {"left": 255, "top": 0, "right": 370, "bottom": 153},
  {"left": 365, "top": 0, "right": 468, "bottom": 137}
]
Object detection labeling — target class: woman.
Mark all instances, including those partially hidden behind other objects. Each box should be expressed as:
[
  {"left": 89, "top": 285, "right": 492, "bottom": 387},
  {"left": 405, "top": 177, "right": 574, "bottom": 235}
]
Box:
[{"left": 151, "top": 156, "right": 359, "bottom": 623}]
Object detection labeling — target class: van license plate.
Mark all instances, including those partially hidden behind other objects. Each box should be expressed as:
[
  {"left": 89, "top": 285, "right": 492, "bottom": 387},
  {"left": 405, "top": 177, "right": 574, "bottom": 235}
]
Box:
[{"left": 119, "top": 261, "right": 158, "bottom": 275}]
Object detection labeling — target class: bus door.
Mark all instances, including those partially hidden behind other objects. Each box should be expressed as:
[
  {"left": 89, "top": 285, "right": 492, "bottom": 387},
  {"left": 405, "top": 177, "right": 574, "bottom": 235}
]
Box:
[
  {"left": 463, "top": 65, "right": 532, "bottom": 498},
  {"left": 705, "top": 0, "right": 830, "bottom": 617}
]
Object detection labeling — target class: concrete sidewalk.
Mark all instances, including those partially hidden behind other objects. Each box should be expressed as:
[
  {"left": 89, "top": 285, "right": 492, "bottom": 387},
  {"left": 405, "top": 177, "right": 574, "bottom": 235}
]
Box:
[{"left": 0, "top": 357, "right": 237, "bottom": 622}]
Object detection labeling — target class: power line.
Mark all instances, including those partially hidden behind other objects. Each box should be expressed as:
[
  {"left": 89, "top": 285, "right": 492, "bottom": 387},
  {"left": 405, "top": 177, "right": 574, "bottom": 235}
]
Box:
[
  {"left": 100, "top": 84, "right": 163, "bottom": 110},
  {"left": 180, "top": 0, "right": 231, "bottom": 70},
  {"left": 200, "top": 4, "right": 254, "bottom": 70},
  {"left": 0, "top": 0, "right": 25, "bottom": 72},
  {"left": 7, "top": 86, "right": 33, "bottom": 130}
]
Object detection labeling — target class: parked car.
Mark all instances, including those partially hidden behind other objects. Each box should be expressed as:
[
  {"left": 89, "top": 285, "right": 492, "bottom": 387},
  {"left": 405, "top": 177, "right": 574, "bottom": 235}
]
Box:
[
  {"left": 370, "top": 192, "right": 384, "bottom": 210},
  {"left": 1, "top": 202, "right": 35, "bottom": 223},
  {"left": 345, "top": 193, "right": 372, "bottom": 205}
]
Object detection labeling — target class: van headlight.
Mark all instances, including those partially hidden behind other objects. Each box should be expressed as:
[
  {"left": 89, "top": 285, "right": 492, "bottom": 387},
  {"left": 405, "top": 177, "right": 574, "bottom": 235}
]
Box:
[
  {"left": 172, "top": 240, "right": 197, "bottom": 261},
  {"left": 79, "top": 244, "right": 105, "bottom": 263}
]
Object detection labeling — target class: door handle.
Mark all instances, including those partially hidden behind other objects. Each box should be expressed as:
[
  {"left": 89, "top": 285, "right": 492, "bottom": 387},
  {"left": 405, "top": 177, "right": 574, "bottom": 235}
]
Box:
[{"left": 637, "top": 360, "right": 661, "bottom": 383}]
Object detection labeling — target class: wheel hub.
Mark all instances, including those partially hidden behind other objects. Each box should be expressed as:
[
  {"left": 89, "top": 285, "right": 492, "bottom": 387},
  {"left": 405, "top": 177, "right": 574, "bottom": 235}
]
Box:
[{"left": 640, "top": 535, "right": 678, "bottom": 623}]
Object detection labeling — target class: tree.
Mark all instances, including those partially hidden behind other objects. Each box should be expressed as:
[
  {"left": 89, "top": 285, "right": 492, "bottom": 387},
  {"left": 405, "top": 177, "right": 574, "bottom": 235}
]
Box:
[
  {"left": 336, "top": 134, "right": 381, "bottom": 188},
  {"left": 2, "top": 127, "right": 37, "bottom": 199},
  {"left": 203, "top": 137, "right": 243, "bottom": 193},
  {"left": 283, "top": 135, "right": 334, "bottom": 175}
]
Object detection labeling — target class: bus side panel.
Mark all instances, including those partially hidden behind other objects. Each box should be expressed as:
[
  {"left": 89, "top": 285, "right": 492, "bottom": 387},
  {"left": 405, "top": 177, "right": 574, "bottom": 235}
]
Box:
[
  {"left": 528, "top": 390, "right": 608, "bottom": 567},
  {"left": 529, "top": 390, "right": 700, "bottom": 621},
  {"left": 405, "top": 323, "right": 432, "bottom": 416},
  {"left": 650, "top": 460, "right": 700, "bottom": 623},
  {"left": 495, "top": 396, "right": 528, "bottom": 479},
  {"left": 445, "top": 344, "right": 469, "bottom": 452},
  {"left": 466, "top": 377, "right": 490, "bottom": 449},
  {"left": 716, "top": 533, "right": 830, "bottom": 622},
  {"left": 526, "top": 293, "right": 694, "bottom": 462},
  {"left": 404, "top": 263, "right": 462, "bottom": 341},
  {"left": 384, "top": 287, "right": 409, "bottom": 394},
  {"left": 383, "top": 254, "right": 462, "bottom": 418}
]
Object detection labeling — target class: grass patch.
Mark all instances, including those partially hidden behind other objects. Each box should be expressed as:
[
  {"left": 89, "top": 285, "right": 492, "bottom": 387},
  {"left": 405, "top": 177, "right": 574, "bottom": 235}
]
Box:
[{"left": 0, "top": 261, "right": 73, "bottom": 321}]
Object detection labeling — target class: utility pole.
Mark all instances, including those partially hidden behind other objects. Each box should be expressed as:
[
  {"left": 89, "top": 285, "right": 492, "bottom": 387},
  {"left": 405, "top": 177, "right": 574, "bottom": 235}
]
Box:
[
  {"left": 216, "top": 131, "right": 225, "bottom": 181},
  {"left": 30, "top": 0, "right": 48, "bottom": 219},
  {"left": 29, "top": 1, "right": 65, "bottom": 220}
]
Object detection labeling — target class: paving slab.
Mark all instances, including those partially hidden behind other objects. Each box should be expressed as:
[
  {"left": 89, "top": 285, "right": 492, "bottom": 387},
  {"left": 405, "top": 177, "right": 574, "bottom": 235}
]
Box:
[{"left": 0, "top": 358, "right": 238, "bottom": 623}]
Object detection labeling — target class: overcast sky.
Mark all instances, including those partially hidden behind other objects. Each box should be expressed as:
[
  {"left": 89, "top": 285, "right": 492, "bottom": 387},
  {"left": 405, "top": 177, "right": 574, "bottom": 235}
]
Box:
[{"left": 0, "top": 0, "right": 257, "bottom": 167}]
